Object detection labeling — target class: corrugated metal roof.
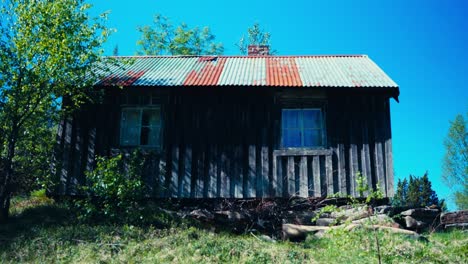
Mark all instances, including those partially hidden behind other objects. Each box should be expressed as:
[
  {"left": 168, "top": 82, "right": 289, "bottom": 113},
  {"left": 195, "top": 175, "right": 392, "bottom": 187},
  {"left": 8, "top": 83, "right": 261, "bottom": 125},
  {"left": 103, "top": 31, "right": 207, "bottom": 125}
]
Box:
[{"left": 97, "top": 55, "right": 398, "bottom": 89}]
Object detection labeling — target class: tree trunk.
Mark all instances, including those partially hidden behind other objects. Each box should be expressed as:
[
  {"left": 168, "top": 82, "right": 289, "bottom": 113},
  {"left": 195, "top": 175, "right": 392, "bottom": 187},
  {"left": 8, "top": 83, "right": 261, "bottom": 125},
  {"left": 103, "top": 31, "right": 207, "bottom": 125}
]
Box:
[{"left": 0, "top": 129, "right": 18, "bottom": 223}]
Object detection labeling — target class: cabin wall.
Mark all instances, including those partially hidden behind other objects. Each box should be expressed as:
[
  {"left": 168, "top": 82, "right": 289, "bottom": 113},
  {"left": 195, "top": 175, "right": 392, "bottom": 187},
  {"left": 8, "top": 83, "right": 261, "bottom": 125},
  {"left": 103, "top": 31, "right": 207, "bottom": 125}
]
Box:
[{"left": 53, "top": 88, "right": 394, "bottom": 198}]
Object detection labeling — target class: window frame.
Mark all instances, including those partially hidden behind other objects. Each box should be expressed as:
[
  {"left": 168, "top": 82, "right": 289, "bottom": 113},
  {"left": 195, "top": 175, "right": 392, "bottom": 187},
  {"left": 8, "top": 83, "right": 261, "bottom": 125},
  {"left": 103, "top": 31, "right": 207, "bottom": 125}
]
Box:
[
  {"left": 119, "top": 106, "right": 163, "bottom": 149},
  {"left": 280, "top": 107, "right": 327, "bottom": 149}
]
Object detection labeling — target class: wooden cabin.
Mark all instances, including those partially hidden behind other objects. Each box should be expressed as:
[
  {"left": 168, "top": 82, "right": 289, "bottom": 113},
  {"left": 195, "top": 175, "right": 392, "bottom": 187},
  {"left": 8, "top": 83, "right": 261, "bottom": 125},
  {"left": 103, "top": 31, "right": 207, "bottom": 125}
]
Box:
[{"left": 54, "top": 50, "right": 399, "bottom": 199}]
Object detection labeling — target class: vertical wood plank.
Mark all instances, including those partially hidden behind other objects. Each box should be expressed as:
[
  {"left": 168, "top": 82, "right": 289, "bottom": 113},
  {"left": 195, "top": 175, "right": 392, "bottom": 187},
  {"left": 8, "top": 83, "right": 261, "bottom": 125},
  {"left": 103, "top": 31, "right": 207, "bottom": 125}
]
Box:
[
  {"left": 208, "top": 145, "right": 217, "bottom": 198},
  {"left": 313, "top": 156, "right": 321, "bottom": 197},
  {"left": 287, "top": 156, "right": 295, "bottom": 196},
  {"left": 372, "top": 96, "right": 386, "bottom": 193},
  {"left": 158, "top": 150, "right": 167, "bottom": 198},
  {"left": 220, "top": 148, "right": 229, "bottom": 198},
  {"left": 248, "top": 145, "right": 256, "bottom": 198},
  {"left": 234, "top": 145, "right": 243, "bottom": 198},
  {"left": 299, "top": 156, "right": 308, "bottom": 197},
  {"left": 272, "top": 153, "right": 278, "bottom": 197},
  {"left": 171, "top": 145, "right": 179, "bottom": 198},
  {"left": 183, "top": 146, "right": 192, "bottom": 198},
  {"left": 326, "top": 155, "right": 333, "bottom": 196},
  {"left": 361, "top": 97, "right": 373, "bottom": 194},
  {"left": 384, "top": 99, "right": 394, "bottom": 197},
  {"left": 261, "top": 133, "right": 269, "bottom": 197},
  {"left": 338, "top": 144, "right": 347, "bottom": 195}
]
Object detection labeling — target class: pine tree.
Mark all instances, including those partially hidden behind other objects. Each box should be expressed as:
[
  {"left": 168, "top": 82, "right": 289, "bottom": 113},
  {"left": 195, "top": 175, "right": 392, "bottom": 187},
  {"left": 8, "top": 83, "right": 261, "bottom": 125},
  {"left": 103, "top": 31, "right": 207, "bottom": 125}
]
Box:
[{"left": 392, "top": 173, "right": 441, "bottom": 207}]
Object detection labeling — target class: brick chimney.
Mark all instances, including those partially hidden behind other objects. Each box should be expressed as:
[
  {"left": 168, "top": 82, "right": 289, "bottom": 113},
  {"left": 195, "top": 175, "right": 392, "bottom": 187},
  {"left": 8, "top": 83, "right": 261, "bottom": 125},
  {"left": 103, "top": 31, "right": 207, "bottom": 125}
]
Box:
[{"left": 247, "top": 45, "right": 270, "bottom": 56}]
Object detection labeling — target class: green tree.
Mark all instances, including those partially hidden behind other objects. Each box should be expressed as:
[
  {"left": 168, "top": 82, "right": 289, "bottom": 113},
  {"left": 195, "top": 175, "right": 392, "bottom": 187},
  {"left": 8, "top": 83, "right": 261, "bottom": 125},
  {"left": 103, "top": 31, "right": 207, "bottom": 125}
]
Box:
[
  {"left": 442, "top": 112, "right": 468, "bottom": 209},
  {"left": 0, "top": 0, "right": 110, "bottom": 222},
  {"left": 393, "top": 173, "right": 441, "bottom": 208},
  {"left": 236, "top": 22, "right": 276, "bottom": 55},
  {"left": 136, "top": 14, "right": 224, "bottom": 55},
  {"left": 393, "top": 178, "right": 408, "bottom": 207}
]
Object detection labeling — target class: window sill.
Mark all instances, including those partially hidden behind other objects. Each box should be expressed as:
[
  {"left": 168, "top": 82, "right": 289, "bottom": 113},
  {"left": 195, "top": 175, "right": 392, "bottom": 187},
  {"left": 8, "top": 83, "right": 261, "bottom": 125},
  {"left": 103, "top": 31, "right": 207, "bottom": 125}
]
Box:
[{"left": 273, "top": 148, "right": 332, "bottom": 156}]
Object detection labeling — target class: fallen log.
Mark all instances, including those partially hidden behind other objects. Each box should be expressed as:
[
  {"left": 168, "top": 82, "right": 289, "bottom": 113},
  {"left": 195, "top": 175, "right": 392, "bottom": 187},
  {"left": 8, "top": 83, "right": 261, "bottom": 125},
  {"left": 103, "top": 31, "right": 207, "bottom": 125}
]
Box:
[
  {"left": 441, "top": 210, "right": 468, "bottom": 228},
  {"left": 282, "top": 223, "right": 420, "bottom": 241}
]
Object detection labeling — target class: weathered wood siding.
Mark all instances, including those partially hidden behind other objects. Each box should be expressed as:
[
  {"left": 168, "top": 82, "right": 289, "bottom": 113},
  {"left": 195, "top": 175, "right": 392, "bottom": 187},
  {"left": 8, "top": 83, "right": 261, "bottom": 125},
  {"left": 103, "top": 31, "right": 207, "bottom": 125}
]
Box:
[{"left": 53, "top": 87, "right": 395, "bottom": 198}]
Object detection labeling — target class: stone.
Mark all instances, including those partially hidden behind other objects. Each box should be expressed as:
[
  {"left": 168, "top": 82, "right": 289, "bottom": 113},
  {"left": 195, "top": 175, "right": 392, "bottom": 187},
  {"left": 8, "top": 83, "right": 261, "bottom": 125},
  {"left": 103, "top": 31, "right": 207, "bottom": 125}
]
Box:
[
  {"left": 316, "top": 218, "right": 338, "bottom": 226},
  {"left": 352, "top": 214, "right": 396, "bottom": 227},
  {"left": 189, "top": 209, "right": 214, "bottom": 221},
  {"left": 404, "top": 216, "right": 427, "bottom": 230},
  {"left": 330, "top": 205, "right": 370, "bottom": 221},
  {"left": 400, "top": 208, "right": 440, "bottom": 219},
  {"left": 374, "top": 205, "right": 393, "bottom": 215}
]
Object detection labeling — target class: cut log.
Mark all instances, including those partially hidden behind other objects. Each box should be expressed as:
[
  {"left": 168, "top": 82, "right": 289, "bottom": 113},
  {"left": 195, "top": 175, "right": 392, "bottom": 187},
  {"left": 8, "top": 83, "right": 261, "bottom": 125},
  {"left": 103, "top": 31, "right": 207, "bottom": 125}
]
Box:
[
  {"left": 441, "top": 210, "right": 468, "bottom": 227},
  {"left": 282, "top": 223, "right": 420, "bottom": 241}
]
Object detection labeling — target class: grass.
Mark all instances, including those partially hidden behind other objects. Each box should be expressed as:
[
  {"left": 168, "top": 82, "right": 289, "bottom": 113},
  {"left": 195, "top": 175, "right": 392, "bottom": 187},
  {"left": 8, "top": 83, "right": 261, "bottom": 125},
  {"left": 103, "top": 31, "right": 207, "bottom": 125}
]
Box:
[{"left": 1, "top": 196, "right": 467, "bottom": 263}]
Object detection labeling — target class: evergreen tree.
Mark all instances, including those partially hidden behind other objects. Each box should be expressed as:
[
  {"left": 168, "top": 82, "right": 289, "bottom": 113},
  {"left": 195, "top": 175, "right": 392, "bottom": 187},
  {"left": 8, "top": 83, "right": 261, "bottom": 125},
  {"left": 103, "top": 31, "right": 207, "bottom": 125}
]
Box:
[
  {"left": 393, "top": 178, "right": 408, "bottom": 206},
  {"left": 392, "top": 173, "right": 441, "bottom": 208}
]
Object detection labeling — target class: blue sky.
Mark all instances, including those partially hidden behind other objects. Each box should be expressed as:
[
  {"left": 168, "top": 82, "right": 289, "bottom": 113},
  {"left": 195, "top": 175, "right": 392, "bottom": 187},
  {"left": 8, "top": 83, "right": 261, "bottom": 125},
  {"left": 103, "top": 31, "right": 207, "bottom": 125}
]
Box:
[{"left": 90, "top": 0, "right": 468, "bottom": 209}]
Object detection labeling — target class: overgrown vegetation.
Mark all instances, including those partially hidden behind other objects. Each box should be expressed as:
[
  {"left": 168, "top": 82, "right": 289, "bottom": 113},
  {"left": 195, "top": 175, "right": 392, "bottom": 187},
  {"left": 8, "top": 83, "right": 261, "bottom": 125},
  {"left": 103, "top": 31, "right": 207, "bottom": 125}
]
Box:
[
  {"left": 236, "top": 22, "right": 276, "bottom": 55},
  {"left": 74, "top": 151, "right": 146, "bottom": 223},
  {"left": 1, "top": 197, "right": 467, "bottom": 263}
]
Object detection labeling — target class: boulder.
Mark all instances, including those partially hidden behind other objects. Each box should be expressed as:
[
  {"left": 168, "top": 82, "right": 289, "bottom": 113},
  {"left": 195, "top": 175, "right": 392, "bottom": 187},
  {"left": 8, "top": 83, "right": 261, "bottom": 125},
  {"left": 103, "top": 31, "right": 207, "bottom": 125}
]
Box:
[
  {"left": 316, "top": 218, "right": 338, "bottom": 226},
  {"left": 282, "top": 210, "right": 317, "bottom": 225},
  {"left": 330, "top": 205, "right": 370, "bottom": 221},
  {"left": 352, "top": 214, "right": 397, "bottom": 228},
  {"left": 400, "top": 208, "right": 440, "bottom": 219},
  {"left": 403, "top": 216, "right": 427, "bottom": 230},
  {"left": 189, "top": 209, "right": 214, "bottom": 221},
  {"left": 374, "top": 205, "right": 394, "bottom": 215}
]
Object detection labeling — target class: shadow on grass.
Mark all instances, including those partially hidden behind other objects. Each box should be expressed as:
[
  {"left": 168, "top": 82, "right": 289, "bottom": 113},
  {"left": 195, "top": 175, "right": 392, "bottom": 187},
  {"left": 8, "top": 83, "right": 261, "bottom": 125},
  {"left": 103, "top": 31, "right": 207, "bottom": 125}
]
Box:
[{"left": 0, "top": 198, "right": 199, "bottom": 256}]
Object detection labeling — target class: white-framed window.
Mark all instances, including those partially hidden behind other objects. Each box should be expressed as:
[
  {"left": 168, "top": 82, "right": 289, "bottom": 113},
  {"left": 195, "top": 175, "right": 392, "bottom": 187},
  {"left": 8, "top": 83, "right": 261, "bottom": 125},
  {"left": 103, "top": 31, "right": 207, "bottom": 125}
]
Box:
[
  {"left": 281, "top": 108, "right": 325, "bottom": 148},
  {"left": 120, "top": 107, "right": 162, "bottom": 148}
]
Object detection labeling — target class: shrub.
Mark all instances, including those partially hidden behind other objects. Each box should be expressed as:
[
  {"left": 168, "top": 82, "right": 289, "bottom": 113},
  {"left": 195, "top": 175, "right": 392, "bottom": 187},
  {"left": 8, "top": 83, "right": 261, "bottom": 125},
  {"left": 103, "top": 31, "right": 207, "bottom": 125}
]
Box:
[{"left": 76, "top": 150, "right": 146, "bottom": 222}]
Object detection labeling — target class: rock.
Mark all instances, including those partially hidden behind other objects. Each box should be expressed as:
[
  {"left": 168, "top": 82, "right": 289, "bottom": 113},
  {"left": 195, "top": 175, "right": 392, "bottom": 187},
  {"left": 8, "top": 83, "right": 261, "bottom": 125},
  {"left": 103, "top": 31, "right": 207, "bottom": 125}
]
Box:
[
  {"left": 316, "top": 218, "right": 338, "bottom": 226},
  {"left": 352, "top": 214, "right": 396, "bottom": 227},
  {"left": 260, "top": 235, "right": 276, "bottom": 243},
  {"left": 374, "top": 205, "right": 393, "bottom": 215},
  {"left": 189, "top": 209, "right": 214, "bottom": 221},
  {"left": 214, "top": 210, "right": 248, "bottom": 221},
  {"left": 282, "top": 210, "right": 317, "bottom": 225},
  {"left": 282, "top": 224, "right": 330, "bottom": 240},
  {"left": 404, "top": 216, "right": 427, "bottom": 230},
  {"left": 330, "top": 205, "right": 370, "bottom": 221},
  {"left": 400, "top": 208, "right": 440, "bottom": 219}
]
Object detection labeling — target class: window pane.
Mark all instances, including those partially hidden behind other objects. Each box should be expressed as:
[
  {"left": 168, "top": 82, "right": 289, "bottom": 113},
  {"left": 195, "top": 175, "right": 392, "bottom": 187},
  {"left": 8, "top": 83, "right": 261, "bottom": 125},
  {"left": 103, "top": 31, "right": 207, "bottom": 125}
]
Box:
[
  {"left": 303, "top": 109, "right": 322, "bottom": 129},
  {"left": 282, "top": 110, "right": 300, "bottom": 128},
  {"left": 282, "top": 129, "right": 301, "bottom": 147},
  {"left": 142, "top": 109, "right": 160, "bottom": 126},
  {"left": 121, "top": 127, "right": 140, "bottom": 146},
  {"left": 140, "top": 126, "right": 161, "bottom": 146},
  {"left": 122, "top": 109, "right": 140, "bottom": 127},
  {"left": 121, "top": 109, "right": 140, "bottom": 146},
  {"left": 304, "top": 129, "right": 322, "bottom": 147}
]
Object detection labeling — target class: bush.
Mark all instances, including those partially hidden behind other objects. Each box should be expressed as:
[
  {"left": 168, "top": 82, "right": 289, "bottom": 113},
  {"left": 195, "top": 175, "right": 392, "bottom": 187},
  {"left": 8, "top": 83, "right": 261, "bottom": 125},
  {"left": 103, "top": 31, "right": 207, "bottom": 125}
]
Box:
[{"left": 76, "top": 150, "right": 146, "bottom": 222}]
